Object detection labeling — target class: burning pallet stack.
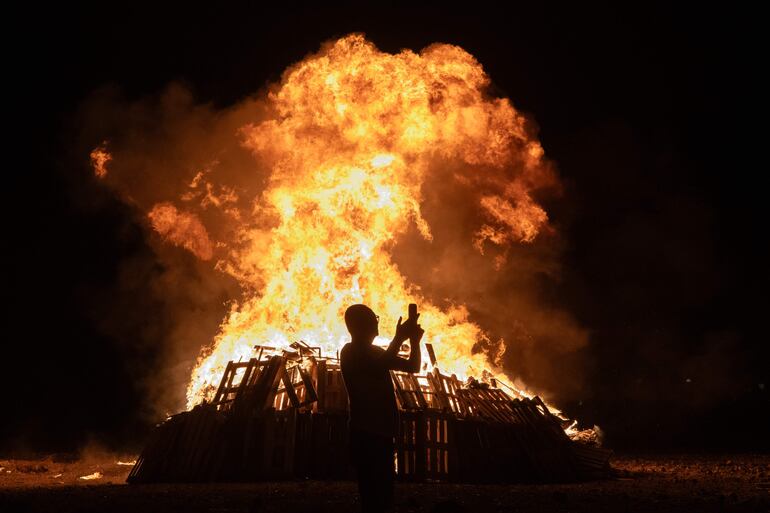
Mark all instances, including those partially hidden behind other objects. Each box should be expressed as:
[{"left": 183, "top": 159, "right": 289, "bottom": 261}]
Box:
[{"left": 128, "top": 343, "right": 611, "bottom": 483}]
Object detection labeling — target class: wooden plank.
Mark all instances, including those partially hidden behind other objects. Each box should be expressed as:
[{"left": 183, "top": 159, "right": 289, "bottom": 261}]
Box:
[
  {"left": 425, "top": 343, "right": 438, "bottom": 366},
  {"left": 425, "top": 370, "right": 449, "bottom": 411},
  {"left": 212, "top": 361, "right": 234, "bottom": 405},
  {"left": 459, "top": 388, "right": 508, "bottom": 422},
  {"left": 245, "top": 359, "right": 268, "bottom": 387},
  {"left": 187, "top": 408, "right": 216, "bottom": 481},
  {"left": 395, "top": 411, "right": 423, "bottom": 482},
  {"left": 392, "top": 371, "right": 429, "bottom": 411},
  {"left": 436, "top": 373, "right": 468, "bottom": 416},
  {"left": 421, "top": 411, "right": 455, "bottom": 481},
  {"left": 280, "top": 365, "right": 301, "bottom": 408},
  {"left": 324, "top": 365, "right": 347, "bottom": 412},
  {"left": 297, "top": 365, "right": 318, "bottom": 405},
  {"left": 176, "top": 409, "right": 203, "bottom": 479},
  {"left": 232, "top": 358, "right": 258, "bottom": 403},
  {"left": 233, "top": 356, "right": 284, "bottom": 416},
  {"left": 315, "top": 359, "right": 327, "bottom": 412}
]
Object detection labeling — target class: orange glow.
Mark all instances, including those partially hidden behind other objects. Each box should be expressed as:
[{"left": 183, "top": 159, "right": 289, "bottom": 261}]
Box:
[
  {"left": 182, "top": 34, "right": 555, "bottom": 408},
  {"left": 148, "top": 203, "right": 214, "bottom": 261},
  {"left": 90, "top": 143, "right": 111, "bottom": 178}
]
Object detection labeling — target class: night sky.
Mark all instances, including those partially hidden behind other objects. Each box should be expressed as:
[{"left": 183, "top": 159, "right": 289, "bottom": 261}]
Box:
[{"left": 5, "top": 4, "right": 767, "bottom": 455}]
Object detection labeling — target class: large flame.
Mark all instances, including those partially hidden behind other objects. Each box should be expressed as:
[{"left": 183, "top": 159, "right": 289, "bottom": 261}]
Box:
[
  {"left": 88, "top": 34, "right": 560, "bottom": 410},
  {"left": 178, "top": 35, "right": 553, "bottom": 408}
]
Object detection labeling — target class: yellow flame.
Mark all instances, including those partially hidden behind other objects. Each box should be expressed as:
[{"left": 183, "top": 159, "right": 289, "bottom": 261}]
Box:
[{"left": 185, "top": 34, "right": 553, "bottom": 408}]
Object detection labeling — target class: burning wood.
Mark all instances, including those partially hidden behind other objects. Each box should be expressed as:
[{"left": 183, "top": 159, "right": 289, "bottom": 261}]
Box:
[
  {"left": 128, "top": 345, "right": 610, "bottom": 484},
  {"left": 85, "top": 33, "right": 609, "bottom": 486}
]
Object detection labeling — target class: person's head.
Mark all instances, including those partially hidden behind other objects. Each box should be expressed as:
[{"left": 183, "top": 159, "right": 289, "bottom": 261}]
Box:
[{"left": 344, "top": 304, "right": 379, "bottom": 343}]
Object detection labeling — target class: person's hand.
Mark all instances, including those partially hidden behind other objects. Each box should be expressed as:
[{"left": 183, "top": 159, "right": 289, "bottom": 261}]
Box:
[
  {"left": 393, "top": 316, "right": 412, "bottom": 343},
  {"left": 409, "top": 324, "right": 424, "bottom": 345}
]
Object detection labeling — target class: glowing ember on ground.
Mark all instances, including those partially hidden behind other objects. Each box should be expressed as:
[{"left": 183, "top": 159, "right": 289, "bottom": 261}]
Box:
[
  {"left": 78, "top": 472, "right": 102, "bottom": 480},
  {"left": 116, "top": 461, "right": 137, "bottom": 466}
]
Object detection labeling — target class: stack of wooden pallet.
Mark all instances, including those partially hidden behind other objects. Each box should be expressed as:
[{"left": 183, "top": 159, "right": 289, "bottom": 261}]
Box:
[
  {"left": 390, "top": 367, "right": 611, "bottom": 483},
  {"left": 128, "top": 346, "right": 611, "bottom": 483}
]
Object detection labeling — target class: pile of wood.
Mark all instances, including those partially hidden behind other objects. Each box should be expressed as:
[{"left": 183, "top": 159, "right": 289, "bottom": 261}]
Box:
[{"left": 128, "top": 344, "right": 611, "bottom": 483}]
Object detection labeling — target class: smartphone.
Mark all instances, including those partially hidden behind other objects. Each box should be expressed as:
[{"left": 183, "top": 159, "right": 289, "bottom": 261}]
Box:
[{"left": 408, "top": 303, "right": 417, "bottom": 322}]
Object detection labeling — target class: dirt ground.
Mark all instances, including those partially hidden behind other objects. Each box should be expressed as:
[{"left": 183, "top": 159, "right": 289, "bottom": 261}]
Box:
[{"left": 1, "top": 454, "right": 768, "bottom": 512}]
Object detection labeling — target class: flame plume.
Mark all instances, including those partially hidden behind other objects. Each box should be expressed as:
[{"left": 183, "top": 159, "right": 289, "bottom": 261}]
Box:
[
  {"left": 183, "top": 35, "right": 554, "bottom": 407},
  {"left": 88, "top": 34, "right": 560, "bottom": 410}
]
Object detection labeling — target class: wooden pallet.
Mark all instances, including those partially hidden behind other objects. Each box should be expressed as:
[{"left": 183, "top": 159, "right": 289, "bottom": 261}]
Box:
[
  {"left": 396, "top": 410, "right": 456, "bottom": 482},
  {"left": 129, "top": 353, "right": 611, "bottom": 483},
  {"left": 312, "top": 359, "right": 347, "bottom": 413}
]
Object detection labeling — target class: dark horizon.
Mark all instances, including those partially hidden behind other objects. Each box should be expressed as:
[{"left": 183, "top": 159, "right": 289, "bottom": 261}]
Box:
[{"left": 5, "top": 4, "right": 768, "bottom": 456}]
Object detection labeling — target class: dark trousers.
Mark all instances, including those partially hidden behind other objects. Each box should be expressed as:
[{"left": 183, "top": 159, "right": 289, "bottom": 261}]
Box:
[{"left": 350, "top": 429, "right": 395, "bottom": 513}]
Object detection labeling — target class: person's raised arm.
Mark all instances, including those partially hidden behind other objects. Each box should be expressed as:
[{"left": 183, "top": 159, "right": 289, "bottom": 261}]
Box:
[
  {"left": 384, "top": 319, "right": 424, "bottom": 373},
  {"left": 384, "top": 316, "right": 410, "bottom": 358}
]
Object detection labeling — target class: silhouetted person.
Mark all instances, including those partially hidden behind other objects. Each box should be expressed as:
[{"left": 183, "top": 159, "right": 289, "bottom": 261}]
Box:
[{"left": 340, "top": 304, "right": 424, "bottom": 513}]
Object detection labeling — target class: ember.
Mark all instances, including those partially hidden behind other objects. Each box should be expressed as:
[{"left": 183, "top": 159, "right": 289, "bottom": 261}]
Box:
[{"left": 78, "top": 472, "right": 102, "bottom": 481}]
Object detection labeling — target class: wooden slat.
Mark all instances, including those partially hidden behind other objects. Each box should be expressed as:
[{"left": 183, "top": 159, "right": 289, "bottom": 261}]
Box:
[
  {"left": 314, "top": 359, "right": 327, "bottom": 412},
  {"left": 280, "top": 365, "right": 301, "bottom": 408},
  {"left": 425, "top": 343, "right": 438, "bottom": 366},
  {"left": 212, "top": 361, "right": 234, "bottom": 405},
  {"left": 297, "top": 365, "right": 318, "bottom": 405}
]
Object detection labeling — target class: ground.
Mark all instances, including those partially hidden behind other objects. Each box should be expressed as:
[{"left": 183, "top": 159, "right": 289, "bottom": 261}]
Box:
[{"left": 1, "top": 454, "right": 768, "bottom": 512}]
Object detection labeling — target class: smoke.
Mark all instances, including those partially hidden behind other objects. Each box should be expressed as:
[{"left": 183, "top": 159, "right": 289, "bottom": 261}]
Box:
[
  {"left": 70, "top": 83, "right": 250, "bottom": 419},
  {"left": 74, "top": 35, "right": 590, "bottom": 417},
  {"left": 392, "top": 156, "right": 589, "bottom": 402}
]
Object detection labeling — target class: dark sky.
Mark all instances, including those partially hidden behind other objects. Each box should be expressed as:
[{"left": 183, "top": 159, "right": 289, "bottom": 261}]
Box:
[{"left": 5, "top": 3, "right": 768, "bottom": 454}]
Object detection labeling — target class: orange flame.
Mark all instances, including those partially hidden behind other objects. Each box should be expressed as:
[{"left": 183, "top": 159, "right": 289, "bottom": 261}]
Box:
[
  {"left": 90, "top": 143, "right": 111, "bottom": 178},
  {"left": 182, "top": 35, "right": 555, "bottom": 407},
  {"left": 148, "top": 203, "right": 214, "bottom": 261}
]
